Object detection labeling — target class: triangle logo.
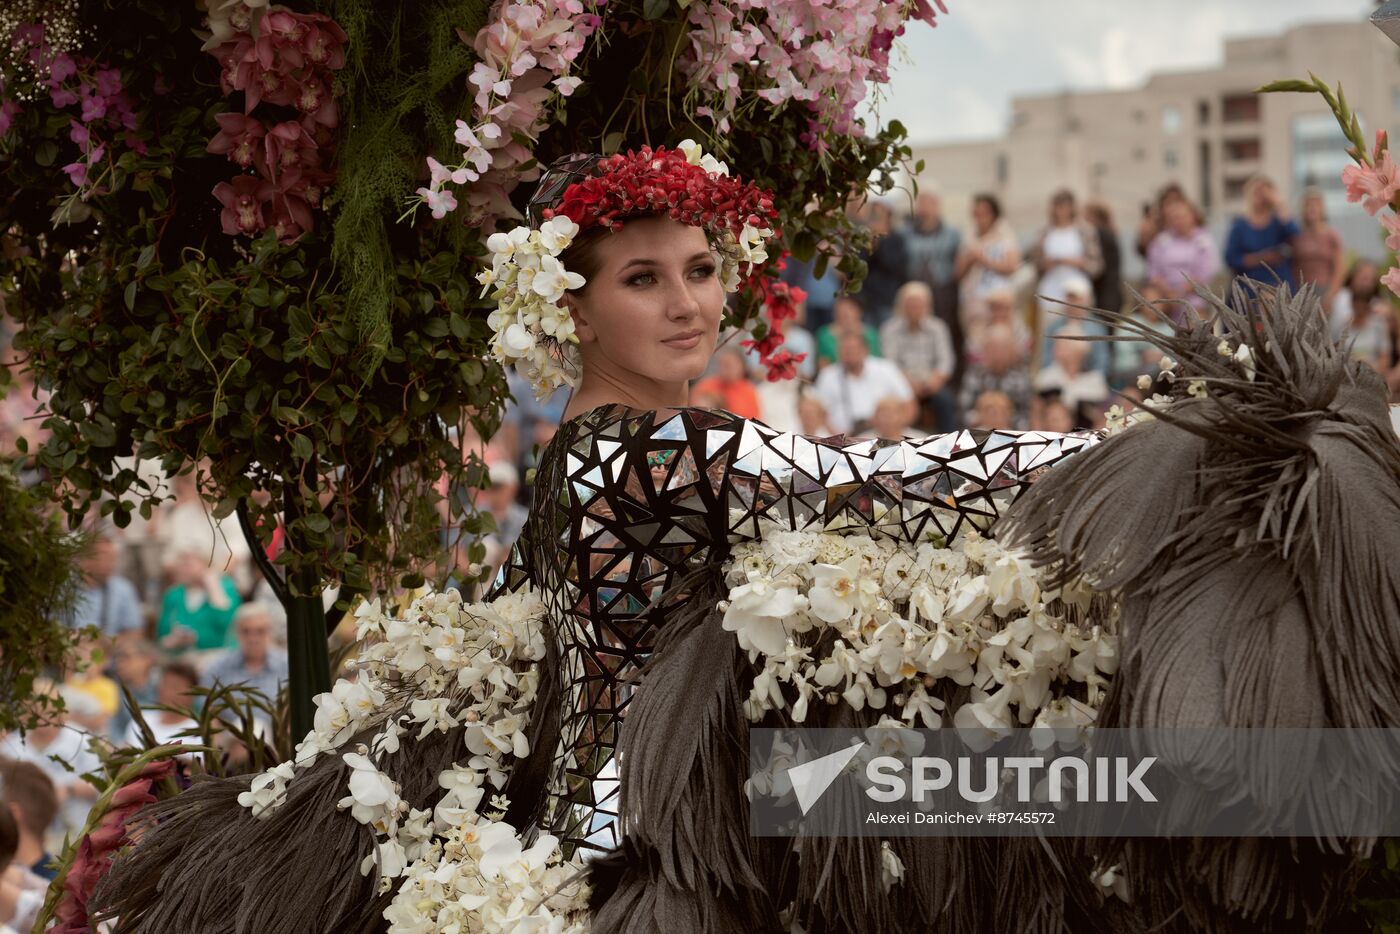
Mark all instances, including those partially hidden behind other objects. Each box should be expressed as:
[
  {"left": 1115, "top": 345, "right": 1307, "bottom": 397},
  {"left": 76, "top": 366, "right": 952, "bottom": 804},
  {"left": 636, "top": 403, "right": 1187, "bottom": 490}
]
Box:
[{"left": 788, "top": 741, "right": 866, "bottom": 816}]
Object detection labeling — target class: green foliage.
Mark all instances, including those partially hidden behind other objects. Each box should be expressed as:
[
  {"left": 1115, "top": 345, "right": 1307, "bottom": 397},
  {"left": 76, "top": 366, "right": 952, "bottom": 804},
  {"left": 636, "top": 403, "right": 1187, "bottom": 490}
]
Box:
[
  {"left": 1, "top": 0, "right": 504, "bottom": 601},
  {"left": 325, "top": 0, "right": 489, "bottom": 373},
  {"left": 0, "top": 469, "right": 85, "bottom": 733}
]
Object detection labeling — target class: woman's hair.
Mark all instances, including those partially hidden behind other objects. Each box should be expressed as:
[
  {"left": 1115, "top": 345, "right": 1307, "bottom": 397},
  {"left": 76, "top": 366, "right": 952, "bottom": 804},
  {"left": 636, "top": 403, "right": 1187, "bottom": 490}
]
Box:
[
  {"left": 1048, "top": 188, "right": 1076, "bottom": 222},
  {"left": 1346, "top": 258, "right": 1379, "bottom": 302},
  {"left": 1301, "top": 186, "right": 1327, "bottom": 221},
  {"left": 972, "top": 192, "right": 1002, "bottom": 221},
  {"left": 1084, "top": 200, "right": 1114, "bottom": 230}
]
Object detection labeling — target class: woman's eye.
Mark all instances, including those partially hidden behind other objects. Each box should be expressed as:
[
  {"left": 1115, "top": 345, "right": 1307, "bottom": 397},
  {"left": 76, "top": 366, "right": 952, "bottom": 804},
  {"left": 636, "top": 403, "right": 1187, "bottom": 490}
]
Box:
[
  {"left": 627, "top": 273, "right": 656, "bottom": 286},
  {"left": 690, "top": 264, "right": 716, "bottom": 279}
]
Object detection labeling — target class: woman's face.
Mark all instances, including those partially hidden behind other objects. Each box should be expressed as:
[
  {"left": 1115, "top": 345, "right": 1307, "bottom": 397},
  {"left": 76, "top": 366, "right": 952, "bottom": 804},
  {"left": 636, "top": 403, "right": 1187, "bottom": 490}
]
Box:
[
  {"left": 1353, "top": 261, "right": 1379, "bottom": 294},
  {"left": 972, "top": 200, "right": 994, "bottom": 233},
  {"left": 1164, "top": 199, "right": 1194, "bottom": 235},
  {"left": 568, "top": 217, "right": 725, "bottom": 389},
  {"left": 1051, "top": 196, "right": 1075, "bottom": 225},
  {"left": 1303, "top": 194, "right": 1324, "bottom": 224}
]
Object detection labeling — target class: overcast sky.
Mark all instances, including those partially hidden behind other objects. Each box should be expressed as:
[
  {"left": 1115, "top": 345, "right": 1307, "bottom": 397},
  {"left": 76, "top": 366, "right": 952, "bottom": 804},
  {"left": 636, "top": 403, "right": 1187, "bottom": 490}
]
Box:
[{"left": 878, "top": 0, "right": 1377, "bottom": 146}]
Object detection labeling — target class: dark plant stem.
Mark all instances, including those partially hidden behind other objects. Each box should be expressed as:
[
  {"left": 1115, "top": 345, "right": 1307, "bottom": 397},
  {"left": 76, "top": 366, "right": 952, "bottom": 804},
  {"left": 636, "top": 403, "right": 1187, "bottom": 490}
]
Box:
[{"left": 282, "top": 464, "right": 331, "bottom": 740}]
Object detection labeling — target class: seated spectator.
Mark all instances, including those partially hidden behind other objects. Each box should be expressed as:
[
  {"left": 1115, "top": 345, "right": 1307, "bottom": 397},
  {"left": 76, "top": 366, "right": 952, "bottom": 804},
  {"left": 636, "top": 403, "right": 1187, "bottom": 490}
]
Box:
[
  {"left": 481, "top": 461, "right": 529, "bottom": 574},
  {"left": 156, "top": 547, "right": 241, "bottom": 654},
  {"left": 1031, "top": 397, "right": 1076, "bottom": 433},
  {"left": 0, "top": 759, "right": 59, "bottom": 883},
  {"left": 62, "top": 635, "right": 119, "bottom": 734},
  {"left": 201, "top": 604, "right": 289, "bottom": 703},
  {"left": 966, "top": 286, "right": 1031, "bottom": 365},
  {"left": 124, "top": 660, "right": 201, "bottom": 752},
  {"left": 879, "top": 282, "right": 957, "bottom": 431},
  {"left": 958, "top": 324, "right": 1033, "bottom": 429},
  {"left": 1033, "top": 338, "right": 1110, "bottom": 427},
  {"left": 65, "top": 530, "right": 145, "bottom": 640},
  {"left": 694, "top": 347, "right": 762, "bottom": 419},
  {"left": 815, "top": 295, "right": 882, "bottom": 366},
  {"left": 814, "top": 330, "right": 914, "bottom": 435},
  {"left": 0, "top": 692, "right": 99, "bottom": 839},
  {"left": 797, "top": 393, "right": 836, "bottom": 437},
  {"left": 1110, "top": 287, "right": 1171, "bottom": 389},
  {"left": 108, "top": 638, "right": 159, "bottom": 744},
  {"left": 970, "top": 391, "right": 1016, "bottom": 431},
  {"left": 870, "top": 396, "right": 920, "bottom": 440},
  {"left": 1040, "top": 274, "right": 1110, "bottom": 374},
  {"left": 0, "top": 761, "right": 54, "bottom": 934}
]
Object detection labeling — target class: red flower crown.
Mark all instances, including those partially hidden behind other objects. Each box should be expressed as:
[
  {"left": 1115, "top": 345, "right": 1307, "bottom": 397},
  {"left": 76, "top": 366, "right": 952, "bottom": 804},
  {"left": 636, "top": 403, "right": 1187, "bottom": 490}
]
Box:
[{"left": 541, "top": 145, "right": 779, "bottom": 237}]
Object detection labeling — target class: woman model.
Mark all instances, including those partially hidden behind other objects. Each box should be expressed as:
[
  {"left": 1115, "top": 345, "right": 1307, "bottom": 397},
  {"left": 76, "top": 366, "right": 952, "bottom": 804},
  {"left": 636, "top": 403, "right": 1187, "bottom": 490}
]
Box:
[{"left": 92, "top": 145, "right": 1400, "bottom": 934}]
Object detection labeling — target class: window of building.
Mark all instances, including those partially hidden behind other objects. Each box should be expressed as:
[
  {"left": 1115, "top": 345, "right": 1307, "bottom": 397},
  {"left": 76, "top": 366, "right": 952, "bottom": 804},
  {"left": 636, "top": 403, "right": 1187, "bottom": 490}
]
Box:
[
  {"left": 1197, "top": 99, "right": 1210, "bottom": 126},
  {"left": 1393, "top": 86, "right": 1400, "bottom": 112},
  {"left": 1165, "top": 148, "right": 1179, "bottom": 169},
  {"left": 1292, "top": 112, "right": 1363, "bottom": 219},
  {"left": 1011, "top": 110, "right": 1029, "bottom": 129},
  {"left": 995, "top": 153, "right": 1008, "bottom": 185},
  {"left": 1221, "top": 93, "right": 1261, "bottom": 123},
  {"left": 1162, "top": 106, "right": 1182, "bottom": 135},
  {"left": 1223, "top": 137, "right": 1262, "bottom": 161}
]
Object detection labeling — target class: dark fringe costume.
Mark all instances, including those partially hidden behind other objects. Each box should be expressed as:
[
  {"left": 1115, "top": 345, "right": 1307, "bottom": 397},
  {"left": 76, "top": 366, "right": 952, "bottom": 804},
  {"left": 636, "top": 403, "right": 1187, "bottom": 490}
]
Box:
[
  {"left": 996, "top": 282, "right": 1400, "bottom": 933},
  {"left": 91, "top": 282, "right": 1396, "bottom": 933}
]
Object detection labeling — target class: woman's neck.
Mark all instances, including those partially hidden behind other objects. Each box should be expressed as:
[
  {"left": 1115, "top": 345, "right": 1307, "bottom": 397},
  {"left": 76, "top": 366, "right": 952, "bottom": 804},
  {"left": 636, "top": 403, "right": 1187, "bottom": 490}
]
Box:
[{"left": 563, "top": 372, "right": 689, "bottom": 421}]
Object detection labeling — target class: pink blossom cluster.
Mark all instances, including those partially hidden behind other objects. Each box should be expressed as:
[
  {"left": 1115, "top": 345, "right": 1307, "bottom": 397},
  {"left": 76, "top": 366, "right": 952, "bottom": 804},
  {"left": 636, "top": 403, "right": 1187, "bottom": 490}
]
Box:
[
  {"left": 49, "top": 759, "right": 176, "bottom": 934},
  {"left": 1342, "top": 131, "right": 1400, "bottom": 296},
  {"left": 680, "top": 0, "right": 945, "bottom": 145},
  {"left": 205, "top": 5, "right": 347, "bottom": 243},
  {"left": 416, "top": 0, "right": 602, "bottom": 226},
  {"left": 4, "top": 23, "right": 143, "bottom": 194}
]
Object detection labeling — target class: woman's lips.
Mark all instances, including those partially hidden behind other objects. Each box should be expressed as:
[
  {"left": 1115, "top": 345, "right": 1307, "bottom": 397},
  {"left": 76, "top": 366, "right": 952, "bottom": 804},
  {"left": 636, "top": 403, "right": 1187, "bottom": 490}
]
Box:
[{"left": 662, "top": 330, "right": 702, "bottom": 350}]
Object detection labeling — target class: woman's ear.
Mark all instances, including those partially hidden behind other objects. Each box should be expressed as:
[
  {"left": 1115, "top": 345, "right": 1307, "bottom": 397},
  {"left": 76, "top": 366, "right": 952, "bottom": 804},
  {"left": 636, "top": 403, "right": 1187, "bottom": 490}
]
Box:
[{"left": 565, "top": 293, "right": 596, "bottom": 343}]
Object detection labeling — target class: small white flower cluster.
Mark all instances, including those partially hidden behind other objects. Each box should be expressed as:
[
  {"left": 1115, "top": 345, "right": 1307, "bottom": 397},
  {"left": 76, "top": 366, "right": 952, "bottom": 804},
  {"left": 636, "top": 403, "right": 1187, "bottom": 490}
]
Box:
[
  {"left": 480, "top": 215, "right": 586, "bottom": 402},
  {"left": 236, "top": 587, "right": 587, "bottom": 931},
  {"left": 721, "top": 525, "right": 1119, "bottom": 748},
  {"left": 382, "top": 815, "right": 589, "bottom": 933}
]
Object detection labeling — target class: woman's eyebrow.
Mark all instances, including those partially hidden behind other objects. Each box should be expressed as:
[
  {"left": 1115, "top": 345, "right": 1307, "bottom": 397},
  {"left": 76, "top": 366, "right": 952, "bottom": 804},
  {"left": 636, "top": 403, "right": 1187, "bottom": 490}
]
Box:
[{"left": 617, "top": 251, "right": 714, "bottom": 272}]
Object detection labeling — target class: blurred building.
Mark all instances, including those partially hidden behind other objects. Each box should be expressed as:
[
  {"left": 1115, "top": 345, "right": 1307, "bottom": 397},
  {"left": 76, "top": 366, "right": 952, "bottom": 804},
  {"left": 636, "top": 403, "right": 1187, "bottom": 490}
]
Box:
[{"left": 911, "top": 17, "right": 1400, "bottom": 269}]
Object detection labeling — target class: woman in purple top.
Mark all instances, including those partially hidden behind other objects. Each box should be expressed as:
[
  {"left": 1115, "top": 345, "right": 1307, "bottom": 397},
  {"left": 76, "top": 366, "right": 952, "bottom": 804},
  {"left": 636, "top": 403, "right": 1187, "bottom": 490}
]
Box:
[{"left": 1146, "top": 196, "right": 1219, "bottom": 319}]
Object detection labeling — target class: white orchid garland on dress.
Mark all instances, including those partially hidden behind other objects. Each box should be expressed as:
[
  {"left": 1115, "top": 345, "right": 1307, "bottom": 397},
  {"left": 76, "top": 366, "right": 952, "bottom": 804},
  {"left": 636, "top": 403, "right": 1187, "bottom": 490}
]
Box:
[
  {"left": 236, "top": 587, "right": 590, "bottom": 932},
  {"left": 722, "top": 525, "right": 1120, "bottom": 750},
  {"left": 478, "top": 139, "right": 779, "bottom": 401}
]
